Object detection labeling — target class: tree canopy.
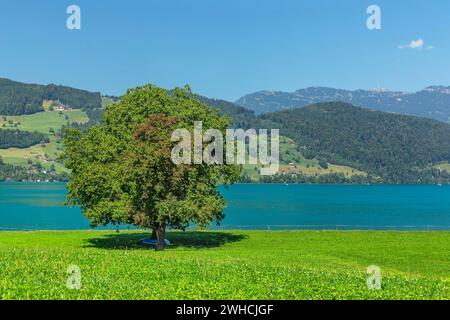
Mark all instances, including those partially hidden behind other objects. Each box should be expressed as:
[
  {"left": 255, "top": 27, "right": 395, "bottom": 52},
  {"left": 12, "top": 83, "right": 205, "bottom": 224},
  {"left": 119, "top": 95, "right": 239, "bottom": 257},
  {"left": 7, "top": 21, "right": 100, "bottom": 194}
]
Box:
[
  {"left": 0, "top": 129, "right": 49, "bottom": 149},
  {"left": 63, "top": 85, "right": 240, "bottom": 250}
]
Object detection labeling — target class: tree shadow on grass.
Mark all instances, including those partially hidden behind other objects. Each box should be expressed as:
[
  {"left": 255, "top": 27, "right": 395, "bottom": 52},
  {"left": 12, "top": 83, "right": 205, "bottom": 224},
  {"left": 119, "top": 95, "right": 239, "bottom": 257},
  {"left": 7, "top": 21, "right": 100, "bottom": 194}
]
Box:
[{"left": 84, "top": 231, "right": 248, "bottom": 250}]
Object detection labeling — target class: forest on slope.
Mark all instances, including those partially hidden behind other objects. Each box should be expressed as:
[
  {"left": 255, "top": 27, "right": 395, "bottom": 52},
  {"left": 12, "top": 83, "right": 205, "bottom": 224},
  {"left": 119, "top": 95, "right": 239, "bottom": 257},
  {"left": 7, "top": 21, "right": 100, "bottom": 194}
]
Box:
[
  {"left": 261, "top": 102, "right": 450, "bottom": 183},
  {"left": 0, "top": 78, "right": 102, "bottom": 115},
  {"left": 0, "top": 129, "right": 49, "bottom": 149}
]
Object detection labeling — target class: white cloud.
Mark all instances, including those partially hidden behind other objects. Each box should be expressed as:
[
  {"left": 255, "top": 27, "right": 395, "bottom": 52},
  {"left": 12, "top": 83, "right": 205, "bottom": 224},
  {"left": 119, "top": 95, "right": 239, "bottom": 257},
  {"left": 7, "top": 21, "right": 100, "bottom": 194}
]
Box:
[{"left": 398, "top": 38, "right": 433, "bottom": 50}]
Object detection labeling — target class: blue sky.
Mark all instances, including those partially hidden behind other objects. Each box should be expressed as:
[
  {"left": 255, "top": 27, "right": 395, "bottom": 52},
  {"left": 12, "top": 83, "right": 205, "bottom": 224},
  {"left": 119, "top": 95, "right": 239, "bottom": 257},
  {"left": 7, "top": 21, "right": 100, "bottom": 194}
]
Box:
[{"left": 0, "top": 0, "right": 449, "bottom": 100}]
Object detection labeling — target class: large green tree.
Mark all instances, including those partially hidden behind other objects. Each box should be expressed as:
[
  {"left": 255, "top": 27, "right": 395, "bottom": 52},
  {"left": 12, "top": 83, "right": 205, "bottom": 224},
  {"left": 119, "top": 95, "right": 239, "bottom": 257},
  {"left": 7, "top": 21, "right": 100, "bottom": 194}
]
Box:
[{"left": 63, "top": 85, "right": 240, "bottom": 250}]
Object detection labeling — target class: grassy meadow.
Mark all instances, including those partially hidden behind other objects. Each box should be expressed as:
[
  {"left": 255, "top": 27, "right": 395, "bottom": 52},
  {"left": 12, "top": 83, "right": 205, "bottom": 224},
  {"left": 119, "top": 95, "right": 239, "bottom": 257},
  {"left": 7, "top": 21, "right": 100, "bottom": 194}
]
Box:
[
  {"left": 0, "top": 110, "right": 88, "bottom": 173},
  {"left": 241, "top": 136, "right": 366, "bottom": 182},
  {"left": 435, "top": 162, "right": 450, "bottom": 174},
  {"left": 0, "top": 230, "right": 448, "bottom": 300},
  {"left": 0, "top": 110, "right": 88, "bottom": 134}
]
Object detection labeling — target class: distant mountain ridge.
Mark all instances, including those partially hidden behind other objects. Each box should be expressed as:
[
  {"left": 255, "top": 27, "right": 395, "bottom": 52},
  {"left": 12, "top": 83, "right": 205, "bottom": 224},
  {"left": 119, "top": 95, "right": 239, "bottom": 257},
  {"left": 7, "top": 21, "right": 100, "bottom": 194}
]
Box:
[{"left": 235, "top": 86, "right": 450, "bottom": 122}]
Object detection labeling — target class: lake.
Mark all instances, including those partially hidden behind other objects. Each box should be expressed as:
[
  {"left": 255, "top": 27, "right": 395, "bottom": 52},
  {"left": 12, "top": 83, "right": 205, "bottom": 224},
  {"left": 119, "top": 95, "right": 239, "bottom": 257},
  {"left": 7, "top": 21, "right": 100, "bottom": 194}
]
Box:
[{"left": 1, "top": 183, "right": 449, "bottom": 231}]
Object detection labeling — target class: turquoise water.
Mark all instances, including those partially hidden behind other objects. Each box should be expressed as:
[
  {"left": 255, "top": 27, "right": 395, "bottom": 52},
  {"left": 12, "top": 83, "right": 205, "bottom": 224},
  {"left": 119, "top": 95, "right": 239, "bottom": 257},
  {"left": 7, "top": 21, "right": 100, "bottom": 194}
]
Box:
[{"left": 1, "top": 183, "right": 449, "bottom": 230}]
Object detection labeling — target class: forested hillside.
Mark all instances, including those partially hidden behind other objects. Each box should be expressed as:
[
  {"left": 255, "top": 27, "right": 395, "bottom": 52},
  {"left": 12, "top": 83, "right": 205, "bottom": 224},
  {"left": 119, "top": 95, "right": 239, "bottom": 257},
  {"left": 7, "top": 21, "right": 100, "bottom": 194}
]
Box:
[
  {"left": 3, "top": 83, "right": 450, "bottom": 184},
  {"left": 196, "top": 95, "right": 261, "bottom": 128},
  {"left": 0, "top": 79, "right": 44, "bottom": 115},
  {"left": 43, "top": 84, "right": 102, "bottom": 110},
  {"left": 152, "top": 93, "right": 450, "bottom": 183},
  {"left": 0, "top": 129, "right": 49, "bottom": 149},
  {"left": 262, "top": 102, "right": 450, "bottom": 183},
  {"left": 60, "top": 108, "right": 104, "bottom": 136},
  {"left": 0, "top": 78, "right": 102, "bottom": 115}
]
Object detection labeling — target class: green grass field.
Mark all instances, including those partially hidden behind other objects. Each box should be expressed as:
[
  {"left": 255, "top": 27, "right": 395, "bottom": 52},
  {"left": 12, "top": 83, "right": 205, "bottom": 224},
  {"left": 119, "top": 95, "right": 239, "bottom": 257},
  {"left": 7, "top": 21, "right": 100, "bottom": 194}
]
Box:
[
  {"left": 0, "top": 110, "right": 88, "bottom": 173},
  {"left": 0, "top": 110, "right": 88, "bottom": 135},
  {"left": 435, "top": 162, "right": 450, "bottom": 173},
  {"left": 0, "top": 230, "right": 448, "bottom": 300}
]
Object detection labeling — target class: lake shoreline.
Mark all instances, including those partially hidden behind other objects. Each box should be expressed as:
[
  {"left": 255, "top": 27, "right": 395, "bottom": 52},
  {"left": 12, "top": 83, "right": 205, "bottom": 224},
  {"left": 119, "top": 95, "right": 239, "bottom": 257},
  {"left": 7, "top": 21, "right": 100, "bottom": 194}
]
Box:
[{"left": 2, "top": 183, "right": 450, "bottom": 231}]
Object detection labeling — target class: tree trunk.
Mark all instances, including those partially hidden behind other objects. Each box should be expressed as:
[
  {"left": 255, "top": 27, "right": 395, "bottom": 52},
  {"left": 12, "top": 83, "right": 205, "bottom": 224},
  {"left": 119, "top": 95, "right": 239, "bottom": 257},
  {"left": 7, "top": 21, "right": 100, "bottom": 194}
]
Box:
[
  {"left": 150, "top": 229, "right": 157, "bottom": 240},
  {"left": 155, "top": 225, "right": 166, "bottom": 251}
]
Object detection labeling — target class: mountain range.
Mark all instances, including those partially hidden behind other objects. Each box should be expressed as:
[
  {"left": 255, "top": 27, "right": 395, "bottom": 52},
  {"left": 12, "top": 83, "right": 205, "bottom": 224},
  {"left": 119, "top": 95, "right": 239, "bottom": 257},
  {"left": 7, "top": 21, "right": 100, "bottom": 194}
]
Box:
[{"left": 235, "top": 86, "right": 450, "bottom": 122}]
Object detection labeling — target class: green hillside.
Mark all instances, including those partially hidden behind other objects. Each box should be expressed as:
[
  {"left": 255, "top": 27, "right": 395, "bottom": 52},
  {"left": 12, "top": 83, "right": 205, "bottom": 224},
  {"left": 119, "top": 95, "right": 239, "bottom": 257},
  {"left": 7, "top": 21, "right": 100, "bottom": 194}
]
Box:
[
  {"left": 262, "top": 102, "right": 450, "bottom": 183},
  {"left": 197, "top": 96, "right": 367, "bottom": 182},
  {"left": 0, "top": 110, "right": 89, "bottom": 177},
  {"left": 1, "top": 110, "right": 88, "bottom": 134},
  {"left": 197, "top": 95, "right": 262, "bottom": 129},
  {"left": 241, "top": 136, "right": 366, "bottom": 183},
  {"left": 0, "top": 129, "right": 49, "bottom": 149},
  {"left": 0, "top": 78, "right": 102, "bottom": 115}
]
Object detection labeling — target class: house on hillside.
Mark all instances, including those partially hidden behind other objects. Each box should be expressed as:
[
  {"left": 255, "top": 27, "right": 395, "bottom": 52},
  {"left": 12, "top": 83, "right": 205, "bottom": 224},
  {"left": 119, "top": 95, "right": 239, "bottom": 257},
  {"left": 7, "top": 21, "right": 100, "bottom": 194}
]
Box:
[{"left": 53, "top": 102, "right": 72, "bottom": 112}]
